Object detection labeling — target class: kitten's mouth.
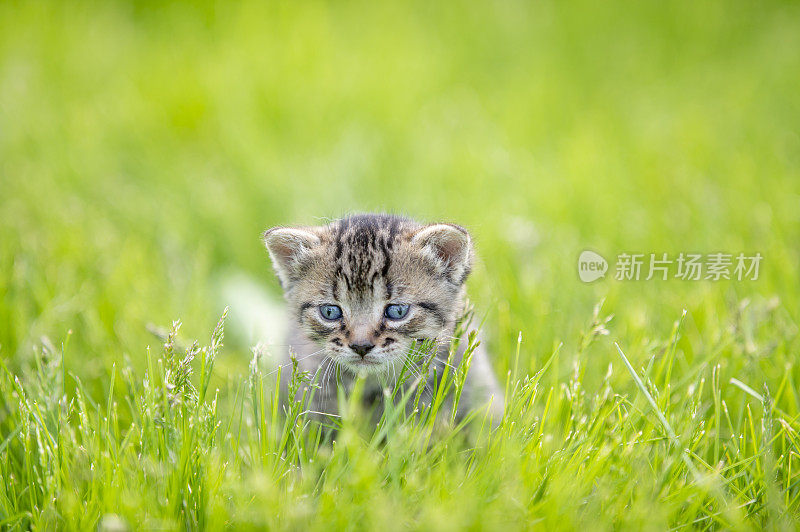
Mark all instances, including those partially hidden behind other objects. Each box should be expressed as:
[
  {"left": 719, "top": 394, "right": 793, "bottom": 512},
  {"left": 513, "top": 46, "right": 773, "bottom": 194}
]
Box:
[
  {"left": 348, "top": 357, "right": 382, "bottom": 366},
  {"left": 340, "top": 355, "right": 388, "bottom": 372}
]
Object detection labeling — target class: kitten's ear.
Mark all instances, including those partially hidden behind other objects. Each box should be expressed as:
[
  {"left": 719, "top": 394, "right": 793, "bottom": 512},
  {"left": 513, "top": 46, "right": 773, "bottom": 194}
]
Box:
[
  {"left": 412, "top": 223, "right": 473, "bottom": 284},
  {"left": 262, "top": 227, "right": 320, "bottom": 287}
]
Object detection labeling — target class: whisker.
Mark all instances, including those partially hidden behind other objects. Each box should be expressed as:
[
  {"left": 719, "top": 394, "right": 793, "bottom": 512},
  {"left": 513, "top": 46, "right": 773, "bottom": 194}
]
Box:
[
  {"left": 323, "top": 356, "right": 334, "bottom": 379},
  {"left": 262, "top": 347, "right": 327, "bottom": 377},
  {"left": 428, "top": 355, "right": 458, "bottom": 371},
  {"left": 402, "top": 360, "right": 424, "bottom": 383},
  {"left": 320, "top": 357, "right": 335, "bottom": 402},
  {"left": 300, "top": 410, "right": 341, "bottom": 418},
  {"left": 312, "top": 355, "right": 332, "bottom": 384}
]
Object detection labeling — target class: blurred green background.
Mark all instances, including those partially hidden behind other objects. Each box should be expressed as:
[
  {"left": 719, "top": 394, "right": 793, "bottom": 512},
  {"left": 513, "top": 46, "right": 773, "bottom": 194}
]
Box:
[{"left": 1, "top": 0, "right": 799, "bottom": 392}]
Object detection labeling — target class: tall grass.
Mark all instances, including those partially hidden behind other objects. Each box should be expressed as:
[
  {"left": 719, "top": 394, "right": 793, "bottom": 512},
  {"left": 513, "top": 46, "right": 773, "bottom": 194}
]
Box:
[{"left": 1, "top": 302, "right": 797, "bottom": 529}]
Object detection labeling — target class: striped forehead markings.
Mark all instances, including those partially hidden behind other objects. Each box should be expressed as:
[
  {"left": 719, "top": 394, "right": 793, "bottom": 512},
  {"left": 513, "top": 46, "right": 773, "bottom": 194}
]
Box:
[{"left": 331, "top": 215, "right": 402, "bottom": 298}]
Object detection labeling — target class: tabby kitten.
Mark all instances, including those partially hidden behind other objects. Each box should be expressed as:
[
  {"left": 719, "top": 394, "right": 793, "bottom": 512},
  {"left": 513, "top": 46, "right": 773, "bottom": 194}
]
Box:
[{"left": 263, "top": 214, "right": 503, "bottom": 422}]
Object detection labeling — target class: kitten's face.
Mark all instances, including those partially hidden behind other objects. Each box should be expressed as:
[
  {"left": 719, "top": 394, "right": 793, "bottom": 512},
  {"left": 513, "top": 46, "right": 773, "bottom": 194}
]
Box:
[{"left": 264, "top": 215, "right": 472, "bottom": 375}]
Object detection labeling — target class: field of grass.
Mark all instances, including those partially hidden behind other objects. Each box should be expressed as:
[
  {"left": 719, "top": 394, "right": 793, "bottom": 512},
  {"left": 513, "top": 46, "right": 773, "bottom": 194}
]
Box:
[{"left": 2, "top": 0, "right": 800, "bottom": 529}]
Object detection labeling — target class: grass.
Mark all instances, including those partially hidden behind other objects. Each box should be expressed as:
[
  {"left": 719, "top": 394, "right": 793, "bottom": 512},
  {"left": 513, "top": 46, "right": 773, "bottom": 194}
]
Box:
[{"left": 1, "top": 0, "right": 800, "bottom": 529}]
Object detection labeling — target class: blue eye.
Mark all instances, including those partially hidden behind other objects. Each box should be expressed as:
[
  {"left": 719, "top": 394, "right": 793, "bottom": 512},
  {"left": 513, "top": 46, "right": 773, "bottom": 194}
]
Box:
[
  {"left": 319, "top": 304, "right": 343, "bottom": 320},
  {"left": 384, "top": 304, "right": 410, "bottom": 320}
]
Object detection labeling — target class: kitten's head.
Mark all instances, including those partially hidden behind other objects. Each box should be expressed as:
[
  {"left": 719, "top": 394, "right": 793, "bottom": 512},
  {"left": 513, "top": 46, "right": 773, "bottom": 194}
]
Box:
[{"left": 263, "top": 214, "right": 472, "bottom": 374}]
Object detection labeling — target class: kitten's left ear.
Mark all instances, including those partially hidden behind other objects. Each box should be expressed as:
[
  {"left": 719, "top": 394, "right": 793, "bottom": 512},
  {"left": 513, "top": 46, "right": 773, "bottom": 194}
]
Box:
[
  {"left": 412, "top": 223, "right": 473, "bottom": 284},
  {"left": 262, "top": 226, "right": 320, "bottom": 288}
]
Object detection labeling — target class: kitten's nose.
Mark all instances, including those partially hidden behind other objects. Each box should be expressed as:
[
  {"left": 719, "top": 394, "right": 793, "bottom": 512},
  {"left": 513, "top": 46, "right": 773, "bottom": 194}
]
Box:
[{"left": 349, "top": 343, "right": 375, "bottom": 357}]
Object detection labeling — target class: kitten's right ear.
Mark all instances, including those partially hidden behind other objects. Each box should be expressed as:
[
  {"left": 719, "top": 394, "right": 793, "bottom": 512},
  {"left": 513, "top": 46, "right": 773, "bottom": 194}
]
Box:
[
  {"left": 411, "top": 223, "right": 473, "bottom": 285},
  {"left": 262, "top": 227, "right": 320, "bottom": 287}
]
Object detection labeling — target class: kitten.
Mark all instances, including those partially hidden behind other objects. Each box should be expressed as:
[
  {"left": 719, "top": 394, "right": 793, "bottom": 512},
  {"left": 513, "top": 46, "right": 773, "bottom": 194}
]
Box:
[{"left": 263, "top": 214, "right": 503, "bottom": 423}]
